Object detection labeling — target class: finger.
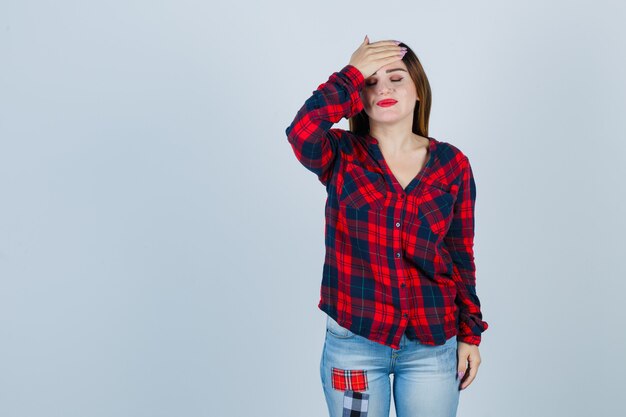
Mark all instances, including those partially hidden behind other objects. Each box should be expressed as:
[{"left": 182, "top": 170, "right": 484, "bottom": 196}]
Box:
[
  {"left": 367, "top": 46, "right": 403, "bottom": 57},
  {"left": 368, "top": 48, "right": 405, "bottom": 61},
  {"left": 367, "top": 43, "right": 404, "bottom": 53},
  {"left": 367, "top": 40, "right": 403, "bottom": 48},
  {"left": 457, "top": 352, "right": 469, "bottom": 381},
  {"left": 460, "top": 372, "right": 475, "bottom": 390},
  {"left": 457, "top": 363, "right": 468, "bottom": 380},
  {"left": 460, "top": 363, "right": 477, "bottom": 390},
  {"left": 468, "top": 353, "right": 481, "bottom": 365}
]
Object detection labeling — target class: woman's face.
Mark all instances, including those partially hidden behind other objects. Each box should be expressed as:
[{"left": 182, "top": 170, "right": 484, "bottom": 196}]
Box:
[{"left": 359, "top": 60, "right": 418, "bottom": 126}]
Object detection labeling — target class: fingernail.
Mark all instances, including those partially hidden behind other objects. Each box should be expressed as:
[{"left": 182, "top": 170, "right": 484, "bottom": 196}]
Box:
[
  {"left": 394, "top": 40, "right": 401, "bottom": 45},
  {"left": 457, "top": 371, "right": 465, "bottom": 379}
]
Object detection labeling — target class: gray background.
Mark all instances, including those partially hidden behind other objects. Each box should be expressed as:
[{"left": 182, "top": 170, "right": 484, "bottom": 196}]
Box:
[{"left": 1, "top": 1, "right": 624, "bottom": 416}]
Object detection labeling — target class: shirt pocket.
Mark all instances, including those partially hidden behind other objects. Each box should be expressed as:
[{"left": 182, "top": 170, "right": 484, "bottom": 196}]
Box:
[
  {"left": 418, "top": 177, "right": 455, "bottom": 236},
  {"left": 339, "top": 162, "right": 386, "bottom": 211}
]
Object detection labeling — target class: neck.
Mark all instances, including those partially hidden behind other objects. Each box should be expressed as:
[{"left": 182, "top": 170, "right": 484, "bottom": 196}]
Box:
[{"left": 369, "top": 118, "right": 418, "bottom": 155}]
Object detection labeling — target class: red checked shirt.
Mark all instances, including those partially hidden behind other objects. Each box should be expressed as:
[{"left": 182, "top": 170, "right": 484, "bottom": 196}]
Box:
[{"left": 285, "top": 64, "right": 488, "bottom": 349}]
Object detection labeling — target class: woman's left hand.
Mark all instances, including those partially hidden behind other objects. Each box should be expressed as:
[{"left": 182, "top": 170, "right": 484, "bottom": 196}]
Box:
[{"left": 457, "top": 341, "right": 482, "bottom": 390}]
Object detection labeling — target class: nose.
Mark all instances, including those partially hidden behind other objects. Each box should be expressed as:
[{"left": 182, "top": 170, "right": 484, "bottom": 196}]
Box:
[{"left": 376, "top": 80, "right": 394, "bottom": 94}]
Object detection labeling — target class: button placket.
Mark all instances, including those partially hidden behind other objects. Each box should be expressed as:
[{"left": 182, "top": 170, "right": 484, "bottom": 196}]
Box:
[
  {"left": 395, "top": 193, "right": 407, "bottom": 291},
  {"left": 391, "top": 190, "right": 409, "bottom": 328}
]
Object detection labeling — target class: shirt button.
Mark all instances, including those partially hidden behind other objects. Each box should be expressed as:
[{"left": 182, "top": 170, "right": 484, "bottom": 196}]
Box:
[
  {"left": 401, "top": 283, "right": 406, "bottom": 288},
  {"left": 395, "top": 222, "right": 401, "bottom": 227},
  {"left": 396, "top": 252, "right": 401, "bottom": 258},
  {"left": 403, "top": 313, "right": 408, "bottom": 318}
]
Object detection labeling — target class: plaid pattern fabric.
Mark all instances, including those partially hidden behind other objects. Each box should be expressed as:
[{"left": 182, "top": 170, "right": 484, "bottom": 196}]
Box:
[
  {"left": 285, "top": 64, "right": 488, "bottom": 349},
  {"left": 342, "top": 390, "right": 369, "bottom": 417},
  {"left": 331, "top": 367, "right": 369, "bottom": 392}
]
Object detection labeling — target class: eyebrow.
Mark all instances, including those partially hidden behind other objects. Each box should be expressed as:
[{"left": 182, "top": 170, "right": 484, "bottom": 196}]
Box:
[{"left": 371, "top": 68, "right": 408, "bottom": 76}]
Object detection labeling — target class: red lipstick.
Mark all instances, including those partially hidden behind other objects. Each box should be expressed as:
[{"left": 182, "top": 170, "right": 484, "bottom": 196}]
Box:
[{"left": 377, "top": 99, "right": 397, "bottom": 107}]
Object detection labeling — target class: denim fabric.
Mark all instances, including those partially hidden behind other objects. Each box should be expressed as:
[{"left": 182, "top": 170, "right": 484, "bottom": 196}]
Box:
[{"left": 320, "top": 314, "right": 461, "bottom": 417}]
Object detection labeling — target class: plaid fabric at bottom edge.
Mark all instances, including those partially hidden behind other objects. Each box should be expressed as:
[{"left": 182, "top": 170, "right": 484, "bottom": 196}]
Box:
[{"left": 343, "top": 390, "right": 369, "bottom": 417}]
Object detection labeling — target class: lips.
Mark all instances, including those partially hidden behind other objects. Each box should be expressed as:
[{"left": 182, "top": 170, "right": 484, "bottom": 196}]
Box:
[{"left": 376, "top": 99, "right": 397, "bottom": 107}]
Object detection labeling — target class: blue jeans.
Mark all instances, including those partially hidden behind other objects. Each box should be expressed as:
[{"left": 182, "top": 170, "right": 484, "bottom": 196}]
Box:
[{"left": 320, "top": 315, "right": 461, "bottom": 417}]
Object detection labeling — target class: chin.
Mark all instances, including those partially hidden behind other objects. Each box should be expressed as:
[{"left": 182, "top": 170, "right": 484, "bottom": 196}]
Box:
[{"left": 372, "top": 115, "right": 404, "bottom": 124}]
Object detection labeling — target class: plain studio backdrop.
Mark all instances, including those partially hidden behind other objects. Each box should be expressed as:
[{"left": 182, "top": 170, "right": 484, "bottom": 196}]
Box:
[{"left": 1, "top": 1, "right": 624, "bottom": 416}]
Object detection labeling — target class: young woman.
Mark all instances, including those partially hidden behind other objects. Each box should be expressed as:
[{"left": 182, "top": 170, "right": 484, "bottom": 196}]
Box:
[{"left": 285, "top": 36, "right": 489, "bottom": 417}]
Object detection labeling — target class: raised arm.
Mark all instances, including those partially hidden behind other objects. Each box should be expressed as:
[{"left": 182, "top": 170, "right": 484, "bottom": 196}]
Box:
[
  {"left": 285, "top": 36, "right": 406, "bottom": 186},
  {"left": 284, "top": 64, "right": 365, "bottom": 186}
]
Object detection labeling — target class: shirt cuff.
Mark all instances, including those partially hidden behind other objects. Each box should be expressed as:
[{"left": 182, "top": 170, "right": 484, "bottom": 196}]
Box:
[
  {"left": 340, "top": 64, "right": 366, "bottom": 90},
  {"left": 457, "top": 333, "right": 482, "bottom": 346}
]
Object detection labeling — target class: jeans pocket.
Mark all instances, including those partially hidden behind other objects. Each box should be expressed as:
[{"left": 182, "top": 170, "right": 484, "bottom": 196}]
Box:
[
  {"left": 326, "top": 315, "right": 355, "bottom": 339},
  {"left": 435, "top": 336, "right": 458, "bottom": 373}
]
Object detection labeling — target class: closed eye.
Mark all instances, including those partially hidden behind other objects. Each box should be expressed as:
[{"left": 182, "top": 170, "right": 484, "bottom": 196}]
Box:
[{"left": 366, "top": 78, "right": 403, "bottom": 86}]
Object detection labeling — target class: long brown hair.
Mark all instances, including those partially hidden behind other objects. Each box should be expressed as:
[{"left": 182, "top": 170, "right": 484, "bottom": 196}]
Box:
[{"left": 349, "top": 42, "right": 432, "bottom": 138}]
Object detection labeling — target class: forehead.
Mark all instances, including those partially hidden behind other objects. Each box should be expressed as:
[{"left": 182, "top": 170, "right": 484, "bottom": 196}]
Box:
[{"left": 370, "top": 61, "right": 408, "bottom": 76}]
